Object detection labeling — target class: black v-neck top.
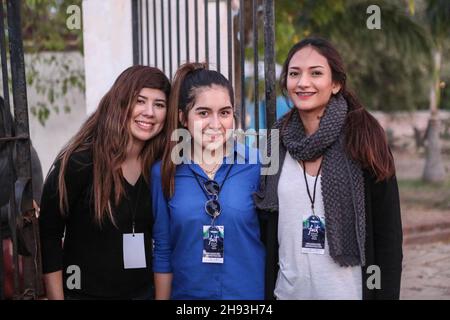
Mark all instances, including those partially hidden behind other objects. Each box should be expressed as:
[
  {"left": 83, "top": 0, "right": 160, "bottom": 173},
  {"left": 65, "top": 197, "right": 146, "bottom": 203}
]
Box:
[{"left": 39, "top": 150, "right": 153, "bottom": 299}]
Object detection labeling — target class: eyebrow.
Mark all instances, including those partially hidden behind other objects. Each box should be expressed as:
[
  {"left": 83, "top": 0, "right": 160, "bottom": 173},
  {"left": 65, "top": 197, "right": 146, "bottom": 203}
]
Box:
[
  {"left": 194, "top": 106, "right": 233, "bottom": 111},
  {"left": 289, "top": 66, "right": 325, "bottom": 70},
  {"left": 137, "top": 95, "right": 166, "bottom": 103}
]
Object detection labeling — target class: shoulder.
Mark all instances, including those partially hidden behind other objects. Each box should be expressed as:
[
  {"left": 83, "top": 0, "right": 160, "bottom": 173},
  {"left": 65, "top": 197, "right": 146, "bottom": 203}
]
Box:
[
  {"left": 234, "top": 143, "right": 261, "bottom": 166},
  {"left": 151, "top": 160, "right": 163, "bottom": 179},
  {"left": 363, "top": 169, "right": 399, "bottom": 198},
  {"left": 61, "top": 149, "right": 94, "bottom": 181},
  {"left": 48, "top": 148, "right": 93, "bottom": 178},
  {"left": 43, "top": 149, "right": 93, "bottom": 195},
  {"left": 68, "top": 149, "right": 93, "bottom": 169}
]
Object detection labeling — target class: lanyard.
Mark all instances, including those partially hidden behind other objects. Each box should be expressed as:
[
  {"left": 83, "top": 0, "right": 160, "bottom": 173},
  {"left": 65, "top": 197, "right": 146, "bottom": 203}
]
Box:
[
  {"left": 301, "top": 160, "right": 322, "bottom": 215},
  {"left": 126, "top": 177, "right": 142, "bottom": 235}
]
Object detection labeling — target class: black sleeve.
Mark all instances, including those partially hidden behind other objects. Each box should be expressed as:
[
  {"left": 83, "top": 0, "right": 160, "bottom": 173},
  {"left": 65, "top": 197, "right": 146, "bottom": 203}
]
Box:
[
  {"left": 39, "top": 151, "right": 92, "bottom": 274},
  {"left": 257, "top": 209, "right": 279, "bottom": 300},
  {"left": 370, "top": 174, "right": 403, "bottom": 299}
]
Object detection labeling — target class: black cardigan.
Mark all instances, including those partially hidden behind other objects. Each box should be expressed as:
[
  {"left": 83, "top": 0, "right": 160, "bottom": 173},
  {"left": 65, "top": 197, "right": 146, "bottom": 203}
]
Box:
[{"left": 258, "top": 169, "right": 403, "bottom": 300}]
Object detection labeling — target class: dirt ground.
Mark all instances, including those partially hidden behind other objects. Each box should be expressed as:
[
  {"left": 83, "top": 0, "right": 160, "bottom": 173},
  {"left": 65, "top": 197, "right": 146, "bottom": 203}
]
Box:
[{"left": 393, "top": 150, "right": 450, "bottom": 300}]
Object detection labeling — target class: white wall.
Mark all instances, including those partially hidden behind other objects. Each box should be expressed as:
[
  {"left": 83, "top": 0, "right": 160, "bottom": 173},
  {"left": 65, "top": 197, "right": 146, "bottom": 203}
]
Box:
[
  {"left": 26, "top": 52, "right": 87, "bottom": 176},
  {"left": 82, "top": 0, "right": 133, "bottom": 114}
]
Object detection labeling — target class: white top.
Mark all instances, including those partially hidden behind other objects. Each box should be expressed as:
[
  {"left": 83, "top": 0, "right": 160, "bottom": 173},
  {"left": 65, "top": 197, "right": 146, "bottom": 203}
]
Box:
[{"left": 274, "top": 151, "right": 362, "bottom": 300}]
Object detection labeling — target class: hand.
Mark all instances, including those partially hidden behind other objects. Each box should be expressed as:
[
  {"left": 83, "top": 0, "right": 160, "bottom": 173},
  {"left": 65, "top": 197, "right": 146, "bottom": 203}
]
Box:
[{"left": 33, "top": 200, "right": 40, "bottom": 217}]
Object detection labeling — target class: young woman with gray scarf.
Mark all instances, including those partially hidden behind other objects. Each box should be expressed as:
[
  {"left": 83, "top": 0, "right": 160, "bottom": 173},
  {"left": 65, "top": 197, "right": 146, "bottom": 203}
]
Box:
[{"left": 254, "top": 37, "right": 402, "bottom": 300}]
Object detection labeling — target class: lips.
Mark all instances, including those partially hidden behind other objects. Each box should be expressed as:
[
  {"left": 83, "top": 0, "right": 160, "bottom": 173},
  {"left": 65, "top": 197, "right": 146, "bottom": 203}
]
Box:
[
  {"left": 135, "top": 120, "right": 154, "bottom": 130},
  {"left": 205, "top": 134, "right": 220, "bottom": 141},
  {"left": 296, "top": 92, "right": 316, "bottom": 100}
]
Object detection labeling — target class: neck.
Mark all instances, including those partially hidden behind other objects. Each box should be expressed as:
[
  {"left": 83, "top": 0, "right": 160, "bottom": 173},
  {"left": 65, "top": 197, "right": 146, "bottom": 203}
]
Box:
[
  {"left": 298, "top": 107, "right": 325, "bottom": 136},
  {"left": 126, "top": 139, "right": 144, "bottom": 161}
]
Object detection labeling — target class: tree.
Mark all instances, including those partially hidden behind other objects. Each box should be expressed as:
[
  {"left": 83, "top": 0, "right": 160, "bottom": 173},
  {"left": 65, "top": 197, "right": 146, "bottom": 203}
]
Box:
[
  {"left": 420, "top": 0, "right": 450, "bottom": 183},
  {"left": 21, "top": 0, "right": 84, "bottom": 125},
  {"left": 274, "top": 0, "right": 432, "bottom": 112}
]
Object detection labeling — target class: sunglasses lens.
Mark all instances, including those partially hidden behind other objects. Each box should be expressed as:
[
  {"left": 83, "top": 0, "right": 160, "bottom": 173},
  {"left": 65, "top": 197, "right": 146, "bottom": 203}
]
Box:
[
  {"left": 205, "top": 199, "right": 221, "bottom": 218},
  {"left": 204, "top": 180, "right": 220, "bottom": 195}
]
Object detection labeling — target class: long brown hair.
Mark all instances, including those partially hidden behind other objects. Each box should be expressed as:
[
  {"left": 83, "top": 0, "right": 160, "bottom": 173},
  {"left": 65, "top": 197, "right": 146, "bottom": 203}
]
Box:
[
  {"left": 161, "top": 62, "right": 235, "bottom": 197},
  {"left": 53, "top": 65, "right": 170, "bottom": 226},
  {"left": 279, "top": 37, "right": 395, "bottom": 181}
]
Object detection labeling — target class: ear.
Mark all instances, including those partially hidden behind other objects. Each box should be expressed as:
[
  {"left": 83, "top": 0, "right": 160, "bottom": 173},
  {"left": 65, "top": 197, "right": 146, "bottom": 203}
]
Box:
[
  {"left": 179, "top": 110, "right": 187, "bottom": 127},
  {"left": 332, "top": 82, "right": 342, "bottom": 95}
]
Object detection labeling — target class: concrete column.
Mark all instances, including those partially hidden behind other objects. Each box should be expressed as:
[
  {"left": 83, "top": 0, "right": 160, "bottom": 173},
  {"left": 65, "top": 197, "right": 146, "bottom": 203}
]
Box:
[{"left": 82, "top": 0, "right": 133, "bottom": 114}]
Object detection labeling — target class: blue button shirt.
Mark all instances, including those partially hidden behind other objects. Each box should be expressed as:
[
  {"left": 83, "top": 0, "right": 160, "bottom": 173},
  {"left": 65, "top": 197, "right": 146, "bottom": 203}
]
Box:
[{"left": 151, "top": 146, "right": 265, "bottom": 299}]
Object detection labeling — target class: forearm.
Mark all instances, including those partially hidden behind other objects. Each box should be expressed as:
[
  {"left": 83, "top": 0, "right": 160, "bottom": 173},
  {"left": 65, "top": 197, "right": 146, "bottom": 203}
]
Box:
[
  {"left": 154, "top": 272, "right": 173, "bottom": 300},
  {"left": 44, "top": 271, "right": 64, "bottom": 300}
]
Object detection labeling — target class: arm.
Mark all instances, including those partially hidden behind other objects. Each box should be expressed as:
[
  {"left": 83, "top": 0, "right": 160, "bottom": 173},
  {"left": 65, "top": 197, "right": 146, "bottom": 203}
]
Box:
[
  {"left": 39, "top": 164, "right": 66, "bottom": 299},
  {"left": 39, "top": 151, "right": 92, "bottom": 299},
  {"left": 43, "top": 271, "right": 64, "bottom": 300},
  {"left": 150, "top": 162, "right": 173, "bottom": 299},
  {"left": 370, "top": 174, "right": 403, "bottom": 299},
  {"left": 154, "top": 273, "right": 173, "bottom": 300}
]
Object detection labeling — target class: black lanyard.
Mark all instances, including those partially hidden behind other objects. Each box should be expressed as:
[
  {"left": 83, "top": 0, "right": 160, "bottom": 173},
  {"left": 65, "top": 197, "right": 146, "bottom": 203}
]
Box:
[
  {"left": 189, "top": 164, "right": 233, "bottom": 200},
  {"left": 126, "top": 177, "right": 142, "bottom": 235},
  {"left": 301, "top": 160, "right": 322, "bottom": 215}
]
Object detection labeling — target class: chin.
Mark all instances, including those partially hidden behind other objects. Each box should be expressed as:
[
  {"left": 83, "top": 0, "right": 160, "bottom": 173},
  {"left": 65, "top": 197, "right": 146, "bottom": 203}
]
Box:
[
  {"left": 134, "top": 131, "right": 158, "bottom": 142},
  {"left": 295, "top": 104, "right": 323, "bottom": 113}
]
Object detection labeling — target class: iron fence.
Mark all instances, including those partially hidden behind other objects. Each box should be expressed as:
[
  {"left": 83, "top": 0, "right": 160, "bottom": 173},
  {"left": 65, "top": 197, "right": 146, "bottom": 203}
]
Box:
[
  {"left": 0, "top": 0, "right": 43, "bottom": 300},
  {"left": 131, "top": 0, "right": 277, "bottom": 132}
]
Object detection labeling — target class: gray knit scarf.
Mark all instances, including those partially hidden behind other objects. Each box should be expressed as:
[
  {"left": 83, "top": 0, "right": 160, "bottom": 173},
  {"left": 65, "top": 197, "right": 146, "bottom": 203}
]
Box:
[{"left": 255, "top": 93, "right": 366, "bottom": 267}]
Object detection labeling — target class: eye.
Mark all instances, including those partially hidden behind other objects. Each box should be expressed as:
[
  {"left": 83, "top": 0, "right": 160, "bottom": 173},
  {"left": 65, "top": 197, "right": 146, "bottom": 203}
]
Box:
[
  {"left": 155, "top": 103, "right": 166, "bottom": 108},
  {"left": 311, "top": 71, "right": 323, "bottom": 76},
  {"left": 220, "top": 110, "right": 232, "bottom": 117},
  {"left": 198, "top": 110, "right": 209, "bottom": 117},
  {"left": 137, "top": 99, "right": 146, "bottom": 105},
  {"left": 288, "top": 71, "right": 299, "bottom": 77}
]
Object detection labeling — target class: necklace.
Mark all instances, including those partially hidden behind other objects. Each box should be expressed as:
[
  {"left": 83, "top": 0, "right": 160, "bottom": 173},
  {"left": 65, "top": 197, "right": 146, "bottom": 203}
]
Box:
[{"left": 201, "top": 163, "right": 221, "bottom": 180}]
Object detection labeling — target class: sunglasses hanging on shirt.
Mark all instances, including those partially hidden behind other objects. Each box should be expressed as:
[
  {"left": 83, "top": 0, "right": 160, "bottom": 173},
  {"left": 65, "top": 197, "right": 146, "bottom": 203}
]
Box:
[{"left": 189, "top": 163, "right": 234, "bottom": 264}]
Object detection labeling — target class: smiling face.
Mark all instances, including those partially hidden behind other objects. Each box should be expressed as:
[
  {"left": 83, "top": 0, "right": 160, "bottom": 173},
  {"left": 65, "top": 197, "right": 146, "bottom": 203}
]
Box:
[
  {"left": 180, "top": 85, "right": 234, "bottom": 153},
  {"left": 129, "top": 88, "right": 167, "bottom": 145},
  {"left": 286, "top": 46, "right": 341, "bottom": 116}
]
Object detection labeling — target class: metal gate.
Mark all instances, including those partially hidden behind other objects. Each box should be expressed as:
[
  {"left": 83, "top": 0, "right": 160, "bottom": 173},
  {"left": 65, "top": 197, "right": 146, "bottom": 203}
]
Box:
[
  {"left": 0, "top": 0, "right": 43, "bottom": 300},
  {"left": 131, "top": 0, "right": 277, "bottom": 132}
]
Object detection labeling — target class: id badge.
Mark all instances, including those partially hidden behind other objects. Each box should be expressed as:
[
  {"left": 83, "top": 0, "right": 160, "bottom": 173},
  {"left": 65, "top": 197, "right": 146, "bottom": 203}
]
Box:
[
  {"left": 202, "top": 225, "right": 224, "bottom": 264},
  {"left": 301, "top": 215, "right": 326, "bottom": 254},
  {"left": 123, "top": 233, "right": 147, "bottom": 269}
]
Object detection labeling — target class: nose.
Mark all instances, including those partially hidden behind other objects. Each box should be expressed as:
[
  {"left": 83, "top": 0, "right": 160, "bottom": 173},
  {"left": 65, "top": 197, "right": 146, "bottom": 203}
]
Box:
[
  {"left": 209, "top": 113, "right": 221, "bottom": 130},
  {"left": 142, "top": 102, "right": 155, "bottom": 117},
  {"left": 297, "top": 74, "right": 311, "bottom": 89}
]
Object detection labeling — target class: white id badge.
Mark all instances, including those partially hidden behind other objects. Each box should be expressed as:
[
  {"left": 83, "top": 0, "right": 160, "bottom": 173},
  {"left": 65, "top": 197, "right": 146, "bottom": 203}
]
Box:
[{"left": 123, "top": 233, "right": 147, "bottom": 269}]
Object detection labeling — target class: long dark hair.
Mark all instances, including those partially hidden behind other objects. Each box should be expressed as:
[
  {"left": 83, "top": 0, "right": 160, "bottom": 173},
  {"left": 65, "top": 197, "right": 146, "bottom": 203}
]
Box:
[
  {"left": 53, "top": 65, "right": 170, "bottom": 226},
  {"left": 279, "top": 37, "right": 395, "bottom": 181},
  {"left": 161, "top": 62, "right": 234, "bottom": 197}
]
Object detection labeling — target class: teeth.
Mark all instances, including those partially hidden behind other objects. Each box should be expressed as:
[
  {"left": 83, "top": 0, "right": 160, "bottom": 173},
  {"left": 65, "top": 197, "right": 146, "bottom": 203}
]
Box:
[
  {"left": 298, "top": 92, "right": 315, "bottom": 96},
  {"left": 136, "top": 120, "right": 152, "bottom": 128}
]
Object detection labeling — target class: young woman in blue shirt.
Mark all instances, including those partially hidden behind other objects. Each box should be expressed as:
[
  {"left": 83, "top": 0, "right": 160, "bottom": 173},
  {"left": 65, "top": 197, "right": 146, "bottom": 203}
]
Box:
[{"left": 151, "top": 62, "right": 265, "bottom": 300}]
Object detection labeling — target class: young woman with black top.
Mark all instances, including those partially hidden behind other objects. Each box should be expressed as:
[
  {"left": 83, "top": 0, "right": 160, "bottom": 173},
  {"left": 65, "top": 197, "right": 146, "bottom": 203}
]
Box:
[
  {"left": 254, "top": 37, "right": 403, "bottom": 300},
  {"left": 39, "top": 65, "right": 171, "bottom": 299}
]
